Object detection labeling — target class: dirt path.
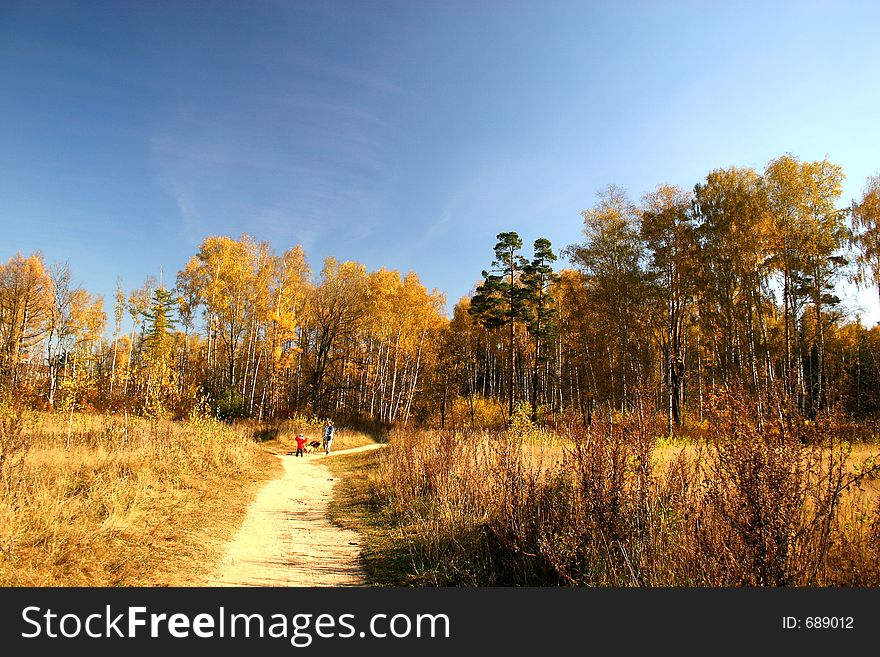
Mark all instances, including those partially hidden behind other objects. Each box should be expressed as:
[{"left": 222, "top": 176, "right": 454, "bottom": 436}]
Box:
[{"left": 207, "top": 443, "right": 383, "bottom": 587}]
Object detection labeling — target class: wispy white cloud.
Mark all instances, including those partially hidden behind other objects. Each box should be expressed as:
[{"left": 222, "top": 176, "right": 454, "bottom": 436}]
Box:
[{"left": 148, "top": 66, "right": 403, "bottom": 253}]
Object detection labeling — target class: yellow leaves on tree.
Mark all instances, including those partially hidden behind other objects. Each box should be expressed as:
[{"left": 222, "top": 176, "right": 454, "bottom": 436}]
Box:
[
  {"left": 853, "top": 174, "right": 880, "bottom": 303},
  {"left": 0, "top": 252, "right": 54, "bottom": 380}
]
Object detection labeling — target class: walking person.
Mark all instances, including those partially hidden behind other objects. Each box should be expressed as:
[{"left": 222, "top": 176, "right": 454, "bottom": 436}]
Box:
[
  {"left": 294, "top": 433, "right": 308, "bottom": 457},
  {"left": 323, "top": 419, "right": 334, "bottom": 455}
]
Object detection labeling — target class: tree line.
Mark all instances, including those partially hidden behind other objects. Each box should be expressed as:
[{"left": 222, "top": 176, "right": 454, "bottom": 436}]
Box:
[
  {"left": 2, "top": 153, "right": 879, "bottom": 430},
  {"left": 0, "top": 237, "right": 446, "bottom": 425},
  {"left": 457, "top": 154, "right": 880, "bottom": 432}
]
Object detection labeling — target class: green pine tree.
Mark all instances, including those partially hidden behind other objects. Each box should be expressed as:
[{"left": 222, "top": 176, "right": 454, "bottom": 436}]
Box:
[
  {"left": 522, "top": 238, "right": 559, "bottom": 422},
  {"left": 142, "top": 287, "right": 179, "bottom": 418},
  {"left": 143, "top": 288, "right": 178, "bottom": 363},
  {"left": 469, "top": 232, "right": 529, "bottom": 419}
]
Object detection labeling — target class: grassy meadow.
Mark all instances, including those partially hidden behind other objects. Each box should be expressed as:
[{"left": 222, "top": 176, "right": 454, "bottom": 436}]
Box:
[
  {"left": 329, "top": 399, "right": 880, "bottom": 587},
  {"left": 3, "top": 391, "right": 879, "bottom": 588},
  {"left": 0, "top": 405, "right": 276, "bottom": 586}
]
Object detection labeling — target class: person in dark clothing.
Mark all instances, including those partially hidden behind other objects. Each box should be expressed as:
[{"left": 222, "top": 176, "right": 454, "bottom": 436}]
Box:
[{"left": 323, "top": 420, "right": 334, "bottom": 455}]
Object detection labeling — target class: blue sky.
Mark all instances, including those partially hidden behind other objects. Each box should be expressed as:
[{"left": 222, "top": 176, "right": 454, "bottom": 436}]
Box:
[{"left": 2, "top": 0, "right": 879, "bottom": 325}]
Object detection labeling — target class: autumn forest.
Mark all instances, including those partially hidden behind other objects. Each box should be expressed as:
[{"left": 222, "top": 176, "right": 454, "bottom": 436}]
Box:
[
  {"left": 0, "top": 155, "right": 880, "bottom": 432},
  {"left": 4, "top": 153, "right": 880, "bottom": 589},
  {"left": 3, "top": 154, "right": 880, "bottom": 433}
]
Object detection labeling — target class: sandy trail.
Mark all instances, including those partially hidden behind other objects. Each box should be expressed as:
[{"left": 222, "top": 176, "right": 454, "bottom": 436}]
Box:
[{"left": 207, "top": 443, "right": 383, "bottom": 587}]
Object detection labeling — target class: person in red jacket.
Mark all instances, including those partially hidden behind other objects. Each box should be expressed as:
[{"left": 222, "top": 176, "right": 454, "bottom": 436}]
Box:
[{"left": 294, "top": 433, "right": 308, "bottom": 457}]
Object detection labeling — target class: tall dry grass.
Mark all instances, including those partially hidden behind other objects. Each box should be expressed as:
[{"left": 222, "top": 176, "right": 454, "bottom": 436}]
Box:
[
  {"left": 0, "top": 400, "right": 264, "bottom": 586},
  {"left": 372, "top": 390, "right": 880, "bottom": 586}
]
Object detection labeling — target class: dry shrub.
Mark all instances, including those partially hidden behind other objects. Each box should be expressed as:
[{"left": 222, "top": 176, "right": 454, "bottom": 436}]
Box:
[
  {"left": 373, "top": 389, "right": 880, "bottom": 586},
  {"left": 373, "top": 428, "right": 545, "bottom": 584},
  {"left": 691, "top": 386, "right": 880, "bottom": 585},
  {"left": 0, "top": 398, "right": 36, "bottom": 495},
  {"left": 531, "top": 409, "right": 659, "bottom": 585}
]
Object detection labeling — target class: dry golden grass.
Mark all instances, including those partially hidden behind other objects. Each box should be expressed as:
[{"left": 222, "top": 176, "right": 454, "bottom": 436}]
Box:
[
  {"left": 363, "top": 408, "right": 880, "bottom": 586},
  {"left": 0, "top": 409, "right": 277, "bottom": 586}
]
